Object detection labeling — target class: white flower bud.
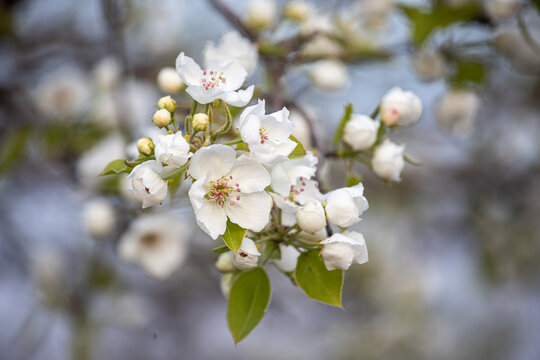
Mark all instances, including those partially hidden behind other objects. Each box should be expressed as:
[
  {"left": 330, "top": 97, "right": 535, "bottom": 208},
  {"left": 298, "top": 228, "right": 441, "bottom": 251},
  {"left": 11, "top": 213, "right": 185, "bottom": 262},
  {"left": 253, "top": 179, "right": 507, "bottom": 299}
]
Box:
[
  {"left": 220, "top": 273, "right": 235, "bottom": 299},
  {"left": 285, "top": 1, "right": 311, "bottom": 22},
  {"left": 436, "top": 89, "right": 480, "bottom": 135},
  {"left": 484, "top": 0, "right": 519, "bottom": 20},
  {"left": 157, "top": 67, "right": 184, "bottom": 93},
  {"left": 192, "top": 113, "right": 209, "bottom": 132},
  {"left": 310, "top": 60, "right": 348, "bottom": 91},
  {"left": 157, "top": 95, "right": 177, "bottom": 113},
  {"left": 215, "top": 252, "right": 236, "bottom": 273},
  {"left": 296, "top": 201, "right": 326, "bottom": 234},
  {"left": 320, "top": 231, "right": 368, "bottom": 271},
  {"left": 154, "top": 133, "right": 191, "bottom": 168},
  {"left": 343, "top": 114, "right": 380, "bottom": 151},
  {"left": 82, "top": 198, "right": 116, "bottom": 238},
  {"left": 371, "top": 139, "right": 404, "bottom": 182},
  {"left": 152, "top": 109, "right": 172, "bottom": 128},
  {"left": 233, "top": 238, "right": 261, "bottom": 270},
  {"left": 245, "top": 0, "right": 277, "bottom": 29},
  {"left": 325, "top": 184, "right": 368, "bottom": 228},
  {"left": 412, "top": 49, "right": 446, "bottom": 82},
  {"left": 127, "top": 160, "right": 167, "bottom": 208},
  {"left": 380, "top": 87, "right": 422, "bottom": 126},
  {"left": 137, "top": 136, "right": 154, "bottom": 156}
]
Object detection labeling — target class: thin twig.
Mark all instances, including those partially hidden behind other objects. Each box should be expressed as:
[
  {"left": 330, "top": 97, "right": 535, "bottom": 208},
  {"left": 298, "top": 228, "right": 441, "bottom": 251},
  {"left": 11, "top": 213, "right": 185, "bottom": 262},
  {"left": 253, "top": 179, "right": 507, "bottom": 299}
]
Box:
[{"left": 206, "top": 0, "right": 257, "bottom": 42}]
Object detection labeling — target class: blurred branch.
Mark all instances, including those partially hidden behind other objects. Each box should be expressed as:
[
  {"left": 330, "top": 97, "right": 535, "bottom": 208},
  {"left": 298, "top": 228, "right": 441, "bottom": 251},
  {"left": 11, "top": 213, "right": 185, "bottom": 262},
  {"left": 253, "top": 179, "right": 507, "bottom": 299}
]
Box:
[
  {"left": 517, "top": 10, "right": 540, "bottom": 54},
  {"left": 206, "top": 0, "right": 257, "bottom": 42}
]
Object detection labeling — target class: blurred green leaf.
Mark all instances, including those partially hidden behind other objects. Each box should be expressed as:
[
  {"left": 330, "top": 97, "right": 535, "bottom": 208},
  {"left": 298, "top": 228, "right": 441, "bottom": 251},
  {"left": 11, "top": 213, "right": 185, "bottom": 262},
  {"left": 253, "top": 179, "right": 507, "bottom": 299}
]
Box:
[
  {"left": 99, "top": 159, "right": 130, "bottom": 176},
  {"left": 222, "top": 219, "right": 246, "bottom": 252},
  {"left": 334, "top": 103, "right": 353, "bottom": 146},
  {"left": 450, "top": 60, "right": 485, "bottom": 86},
  {"left": 295, "top": 250, "right": 343, "bottom": 308},
  {"left": 0, "top": 126, "right": 29, "bottom": 175},
  {"left": 227, "top": 267, "right": 271, "bottom": 343},
  {"left": 288, "top": 135, "right": 307, "bottom": 159},
  {"left": 347, "top": 174, "right": 361, "bottom": 187}
]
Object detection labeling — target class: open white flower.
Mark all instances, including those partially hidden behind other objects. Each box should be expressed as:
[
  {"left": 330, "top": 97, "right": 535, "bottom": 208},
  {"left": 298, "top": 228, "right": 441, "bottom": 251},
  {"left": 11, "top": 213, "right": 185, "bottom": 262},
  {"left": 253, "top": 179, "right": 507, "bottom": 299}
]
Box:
[
  {"left": 436, "top": 89, "right": 480, "bottom": 135},
  {"left": 270, "top": 152, "right": 318, "bottom": 197},
  {"left": 203, "top": 31, "right": 258, "bottom": 75},
  {"left": 82, "top": 198, "right": 116, "bottom": 238},
  {"left": 127, "top": 160, "right": 168, "bottom": 208},
  {"left": 320, "top": 231, "right": 368, "bottom": 271},
  {"left": 175, "top": 52, "right": 254, "bottom": 107},
  {"left": 188, "top": 145, "right": 272, "bottom": 239},
  {"left": 232, "top": 238, "right": 261, "bottom": 270},
  {"left": 380, "top": 87, "right": 422, "bottom": 126},
  {"left": 371, "top": 139, "right": 404, "bottom": 182},
  {"left": 238, "top": 99, "right": 297, "bottom": 164},
  {"left": 118, "top": 213, "right": 190, "bottom": 279},
  {"left": 154, "top": 133, "right": 191, "bottom": 168},
  {"left": 343, "top": 114, "right": 380, "bottom": 151},
  {"left": 325, "top": 184, "right": 368, "bottom": 228}
]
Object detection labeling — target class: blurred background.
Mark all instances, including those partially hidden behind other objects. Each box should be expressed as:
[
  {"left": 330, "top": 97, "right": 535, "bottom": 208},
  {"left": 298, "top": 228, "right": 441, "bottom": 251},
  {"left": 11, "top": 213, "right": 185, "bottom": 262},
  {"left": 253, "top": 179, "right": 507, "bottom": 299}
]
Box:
[{"left": 1, "top": 0, "right": 540, "bottom": 359}]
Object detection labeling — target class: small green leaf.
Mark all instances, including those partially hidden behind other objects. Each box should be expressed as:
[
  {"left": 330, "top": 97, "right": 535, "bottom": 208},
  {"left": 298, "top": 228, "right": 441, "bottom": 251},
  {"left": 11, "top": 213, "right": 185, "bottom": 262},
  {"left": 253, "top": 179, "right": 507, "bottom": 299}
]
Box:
[
  {"left": 227, "top": 267, "right": 271, "bottom": 344},
  {"left": 346, "top": 174, "right": 361, "bottom": 187},
  {"left": 236, "top": 141, "right": 250, "bottom": 151},
  {"left": 99, "top": 159, "right": 131, "bottom": 176},
  {"left": 295, "top": 250, "right": 344, "bottom": 308},
  {"left": 222, "top": 219, "right": 246, "bottom": 252},
  {"left": 449, "top": 60, "right": 485, "bottom": 86},
  {"left": 288, "top": 135, "right": 306, "bottom": 159},
  {"left": 0, "top": 126, "right": 29, "bottom": 175},
  {"left": 333, "top": 103, "right": 353, "bottom": 146}
]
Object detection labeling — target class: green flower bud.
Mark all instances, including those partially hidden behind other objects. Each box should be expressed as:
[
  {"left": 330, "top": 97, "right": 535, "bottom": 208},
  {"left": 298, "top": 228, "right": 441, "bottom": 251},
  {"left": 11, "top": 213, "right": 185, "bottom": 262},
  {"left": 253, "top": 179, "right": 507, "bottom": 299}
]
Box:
[
  {"left": 157, "top": 95, "right": 177, "bottom": 113},
  {"left": 136, "top": 136, "right": 154, "bottom": 156},
  {"left": 152, "top": 109, "right": 172, "bottom": 128},
  {"left": 192, "top": 113, "right": 209, "bottom": 132}
]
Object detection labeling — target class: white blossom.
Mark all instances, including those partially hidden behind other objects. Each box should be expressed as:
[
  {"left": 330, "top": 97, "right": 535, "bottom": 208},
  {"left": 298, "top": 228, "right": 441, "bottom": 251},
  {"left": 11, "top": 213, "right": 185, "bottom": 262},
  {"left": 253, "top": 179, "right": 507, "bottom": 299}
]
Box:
[
  {"left": 82, "top": 198, "right": 116, "bottom": 238},
  {"left": 289, "top": 110, "right": 313, "bottom": 149},
  {"left": 118, "top": 213, "right": 190, "bottom": 279},
  {"left": 245, "top": 0, "right": 278, "bottom": 29},
  {"left": 154, "top": 133, "right": 191, "bottom": 168},
  {"left": 233, "top": 238, "right": 261, "bottom": 270},
  {"left": 484, "top": 0, "right": 520, "bottom": 20},
  {"left": 380, "top": 87, "right": 422, "bottom": 126},
  {"left": 412, "top": 49, "right": 446, "bottom": 82},
  {"left": 285, "top": 0, "right": 313, "bottom": 22},
  {"left": 93, "top": 57, "right": 121, "bottom": 91},
  {"left": 371, "top": 139, "right": 404, "bottom": 182},
  {"left": 436, "top": 89, "right": 480, "bottom": 135},
  {"left": 188, "top": 145, "right": 272, "bottom": 239},
  {"left": 310, "top": 59, "right": 348, "bottom": 91},
  {"left": 273, "top": 244, "right": 300, "bottom": 272},
  {"left": 296, "top": 201, "right": 326, "bottom": 233},
  {"left": 238, "top": 99, "right": 297, "bottom": 164},
  {"left": 175, "top": 52, "right": 254, "bottom": 106},
  {"left": 270, "top": 152, "right": 318, "bottom": 197},
  {"left": 343, "top": 114, "right": 380, "bottom": 151},
  {"left": 127, "top": 160, "right": 168, "bottom": 208},
  {"left": 325, "top": 184, "right": 368, "bottom": 228},
  {"left": 320, "top": 231, "right": 368, "bottom": 271},
  {"left": 203, "top": 31, "right": 258, "bottom": 75},
  {"left": 157, "top": 67, "right": 185, "bottom": 93}
]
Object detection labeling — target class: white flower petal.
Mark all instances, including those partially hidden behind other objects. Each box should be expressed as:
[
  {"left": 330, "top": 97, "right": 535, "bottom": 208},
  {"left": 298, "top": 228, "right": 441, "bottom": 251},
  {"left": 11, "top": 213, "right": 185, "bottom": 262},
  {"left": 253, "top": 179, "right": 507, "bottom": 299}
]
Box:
[
  {"left": 189, "top": 144, "right": 236, "bottom": 180},
  {"left": 238, "top": 99, "right": 266, "bottom": 127},
  {"left": 224, "top": 191, "right": 272, "bottom": 232},
  {"left": 227, "top": 156, "right": 271, "bottom": 193},
  {"left": 194, "top": 199, "right": 228, "bottom": 239},
  {"left": 175, "top": 52, "right": 203, "bottom": 86},
  {"left": 239, "top": 115, "right": 262, "bottom": 144},
  {"left": 219, "top": 85, "right": 254, "bottom": 107}
]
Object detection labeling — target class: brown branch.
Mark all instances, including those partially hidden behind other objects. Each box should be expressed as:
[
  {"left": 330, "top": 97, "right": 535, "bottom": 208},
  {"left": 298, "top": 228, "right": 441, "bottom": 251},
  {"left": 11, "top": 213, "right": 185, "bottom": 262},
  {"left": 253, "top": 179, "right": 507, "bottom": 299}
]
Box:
[{"left": 206, "top": 0, "right": 257, "bottom": 43}]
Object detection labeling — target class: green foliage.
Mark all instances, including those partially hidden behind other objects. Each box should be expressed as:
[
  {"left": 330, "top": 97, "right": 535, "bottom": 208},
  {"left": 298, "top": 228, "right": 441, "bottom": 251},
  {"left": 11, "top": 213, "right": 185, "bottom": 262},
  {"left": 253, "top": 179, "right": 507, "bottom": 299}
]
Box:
[
  {"left": 399, "top": 3, "right": 482, "bottom": 46},
  {"left": 288, "top": 135, "right": 307, "bottom": 159},
  {"left": 449, "top": 59, "right": 485, "bottom": 86},
  {"left": 99, "top": 159, "right": 131, "bottom": 176},
  {"left": 227, "top": 267, "right": 271, "bottom": 343},
  {"left": 0, "top": 126, "right": 29, "bottom": 175},
  {"left": 334, "top": 103, "right": 353, "bottom": 146},
  {"left": 346, "top": 174, "right": 361, "bottom": 187},
  {"left": 222, "top": 219, "right": 246, "bottom": 252},
  {"left": 295, "top": 250, "right": 344, "bottom": 308},
  {"left": 42, "top": 123, "right": 106, "bottom": 156}
]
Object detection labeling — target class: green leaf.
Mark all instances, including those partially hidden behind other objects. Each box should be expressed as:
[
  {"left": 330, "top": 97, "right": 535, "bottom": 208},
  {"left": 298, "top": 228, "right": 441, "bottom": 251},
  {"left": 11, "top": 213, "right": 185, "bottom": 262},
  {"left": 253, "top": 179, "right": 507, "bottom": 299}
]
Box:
[
  {"left": 288, "top": 135, "right": 307, "bottom": 159},
  {"left": 346, "top": 174, "right": 361, "bottom": 187},
  {"left": 221, "top": 219, "right": 246, "bottom": 252},
  {"left": 295, "top": 250, "right": 344, "bottom": 308},
  {"left": 99, "top": 159, "right": 131, "bottom": 176},
  {"left": 449, "top": 60, "right": 485, "bottom": 86},
  {"left": 227, "top": 267, "right": 271, "bottom": 344},
  {"left": 0, "top": 126, "right": 29, "bottom": 175},
  {"left": 236, "top": 141, "right": 250, "bottom": 151},
  {"left": 333, "top": 103, "right": 353, "bottom": 146}
]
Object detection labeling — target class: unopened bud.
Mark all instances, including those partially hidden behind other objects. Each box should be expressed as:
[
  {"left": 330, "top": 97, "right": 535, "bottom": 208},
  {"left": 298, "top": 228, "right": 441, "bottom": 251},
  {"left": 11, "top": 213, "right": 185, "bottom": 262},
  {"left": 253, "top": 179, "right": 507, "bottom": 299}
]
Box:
[
  {"left": 157, "top": 95, "right": 176, "bottom": 113},
  {"left": 193, "top": 113, "right": 209, "bottom": 132},
  {"left": 136, "top": 136, "right": 154, "bottom": 156},
  {"left": 296, "top": 201, "right": 326, "bottom": 233},
  {"left": 285, "top": 1, "right": 310, "bottom": 22},
  {"left": 152, "top": 109, "right": 172, "bottom": 128},
  {"left": 215, "top": 252, "right": 235, "bottom": 273}
]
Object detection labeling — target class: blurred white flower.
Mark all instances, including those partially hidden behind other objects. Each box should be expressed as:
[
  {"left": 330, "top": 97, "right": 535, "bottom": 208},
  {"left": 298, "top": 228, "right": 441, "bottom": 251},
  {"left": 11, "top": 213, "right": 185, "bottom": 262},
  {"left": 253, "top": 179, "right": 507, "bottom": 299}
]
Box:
[
  {"left": 176, "top": 52, "right": 254, "bottom": 106},
  {"left": 77, "top": 134, "right": 126, "bottom": 188},
  {"left": 273, "top": 244, "right": 301, "bottom": 272},
  {"left": 296, "top": 201, "right": 326, "bottom": 233},
  {"left": 81, "top": 198, "right": 116, "bottom": 238},
  {"left": 118, "top": 213, "right": 190, "bottom": 279},
  {"left": 90, "top": 95, "right": 120, "bottom": 129},
  {"left": 233, "top": 238, "right": 261, "bottom": 270},
  {"left": 203, "top": 31, "right": 258, "bottom": 75},
  {"left": 220, "top": 273, "right": 234, "bottom": 298},
  {"left": 245, "top": 0, "right": 278, "bottom": 29},
  {"left": 310, "top": 59, "right": 348, "bottom": 91},
  {"left": 32, "top": 247, "right": 64, "bottom": 306},
  {"left": 380, "top": 87, "right": 422, "bottom": 126},
  {"left": 494, "top": 27, "right": 540, "bottom": 71},
  {"left": 157, "top": 67, "right": 185, "bottom": 93},
  {"left": 289, "top": 110, "right": 313, "bottom": 149},
  {"left": 343, "top": 114, "right": 380, "bottom": 151},
  {"left": 285, "top": 0, "right": 313, "bottom": 22},
  {"left": 300, "top": 12, "right": 334, "bottom": 35},
  {"left": 215, "top": 252, "right": 236, "bottom": 272},
  {"left": 371, "top": 139, "right": 404, "bottom": 182},
  {"left": 188, "top": 145, "right": 272, "bottom": 239},
  {"left": 321, "top": 231, "right": 368, "bottom": 270},
  {"left": 127, "top": 160, "right": 168, "bottom": 209},
  {"left": 238, "top": 99, "right": 297, "bottom": 164},
  {"left": 93, "top": 57, "right": 121, "bottom": 91},
  {"left": 325, "top": 184, "right": 368, "bottom": 228},
  {"left": 484, "top": 0, "right": 520, "bottom": 20},
  {"left": 301, "top": 35, "right": 344, "bottom": 58},
  {"left": 360, "top": 0, "right": 393, "bottom": 28},
  {"left": 154, "top": 133, "right": 191, "bottom": 168},
  {"left": 412, "top": 49, "right": 446, "bottom": 82},
  {"left": 436, "top": 89, "right": 480, "bottom": 135},
  {"left": 119, "top": 79, "right": 160, "bottom": 129},
  {"left": 35, "top": 66, "right": 91, "bottom": 120}
]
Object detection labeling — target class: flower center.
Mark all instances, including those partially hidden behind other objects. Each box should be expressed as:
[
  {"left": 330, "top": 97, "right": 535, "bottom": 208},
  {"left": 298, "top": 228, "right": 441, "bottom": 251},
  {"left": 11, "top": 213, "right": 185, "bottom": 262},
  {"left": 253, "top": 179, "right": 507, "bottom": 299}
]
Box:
[
  {"left": 205, "top": 175, "right": 241, "bottom": 207},
  {"left": 259, "top": 127, "right": 269, "bottom": 144},
  {"left": 141, "top": 233, "right": 159, "bottom": 248},
  {"left": 283, "top": 177, "right": 307, "bottom": 202},
  {"left": 201, "top": 70, "right": 226, "bottom": 91}
]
